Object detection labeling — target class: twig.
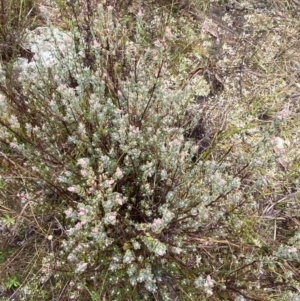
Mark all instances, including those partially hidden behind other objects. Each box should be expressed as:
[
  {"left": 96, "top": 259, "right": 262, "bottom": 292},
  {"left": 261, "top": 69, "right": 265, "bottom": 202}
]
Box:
[{"left": 263, "top": 191, "right": 300, "bottom": 215}]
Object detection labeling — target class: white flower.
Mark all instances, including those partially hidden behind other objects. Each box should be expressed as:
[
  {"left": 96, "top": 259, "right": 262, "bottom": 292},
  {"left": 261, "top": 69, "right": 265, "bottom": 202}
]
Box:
[
  {"left": 67, "top": 186, "right": 76, "bottom": 192},
  {"left": 77, "top": 158, "right": 89, "bottom": 168},
  {"left": 123, "top": 250, "right": 134, "bottom": 264},
  {"left": 64, "top": 208, "right": 73, "bottom": 217},
  {"left": 157, "top": 249, "right": 165, "bottom": 256},
  {"left": 115, "top": 167, "right": 123, "bottom": 179},
  {"left": 78, "top": 207, "right": 88, "bottom": 216},
  {"left": 105, "top": 212, "right": 117, "bottom": 225},
  {"left": 288, "top": 247, "right": 297, "bottom": 253},
  {"left": 137, "top": 9, "right": 143, "bottom": 17},
  {"left": 277, "top": 107, "right": 289, "bottom": 120},
  {"left": 9, "top": 115, "right": 20, "bottom": 129},
  {"left": 75, "top": 262, "right": 88, "bottom": 273}
]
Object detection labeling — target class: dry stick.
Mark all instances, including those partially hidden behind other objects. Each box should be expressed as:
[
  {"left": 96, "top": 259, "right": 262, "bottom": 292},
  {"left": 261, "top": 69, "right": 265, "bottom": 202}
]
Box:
[
  {"left": 263, "top": 191, "right": 300, "bottom": 215},
  {"left": 140, "top": 60, "right": 164, "bottom": 124},
  {"left": 0, "top": 150, "right": 77, "bottom": 209},
  {"left": 226, "top": 286, "right": 264, "bottom": 301},
  {"left": 263, "top": 191, "right": 300, "bottom": 241},
  {"left": 226, "top": 260, "right": 257, "bottom": 279}
]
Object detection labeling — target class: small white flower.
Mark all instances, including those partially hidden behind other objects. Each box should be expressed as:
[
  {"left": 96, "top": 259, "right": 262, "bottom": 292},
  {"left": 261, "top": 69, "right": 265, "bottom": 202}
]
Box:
[
  {"left": 78, "top": 207, "right": 88, "bottom": 216},
  {"left": 67, "top": 186, "right": 76, "bottom": 192},
  {"left": 115, "top": 194, "right": 123, "bottom": 205},
  {"left": 77, "top": 158, "right": 89, "bottom": 168},
  {"left": 157, "top": 249, "right": 165, "bottom": 256},
  {"left": 277, "top": 107, "right": 289, "bottom": 120},
  {"left": 137, "top": 9, "right": 143, "bottom": 17},
  {"left": 123, "top": 250, "right": 134, "bottom": 264},
  {"left": 64, "top": 208, "right": 73, "bottom": 217},
  {"left": 115, "top": 167, "right": 123, "bottom": 179},
  {"left": 288, "top": 247, "right": 297, "bottom": 253},
  {"left": 105, "top": 212, "right": 117, "bottom": 225},
  {"left": 75, "top": 262, "right": 88, "bottom": 274},
  {"left": 80, "top": 169, "right": 87, "bottom": 176}
]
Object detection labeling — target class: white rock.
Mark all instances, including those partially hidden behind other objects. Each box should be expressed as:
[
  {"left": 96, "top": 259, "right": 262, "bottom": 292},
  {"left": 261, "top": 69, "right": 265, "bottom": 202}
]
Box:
[{"left": 16, "top": 27, "right": 74, "bottom": 79}]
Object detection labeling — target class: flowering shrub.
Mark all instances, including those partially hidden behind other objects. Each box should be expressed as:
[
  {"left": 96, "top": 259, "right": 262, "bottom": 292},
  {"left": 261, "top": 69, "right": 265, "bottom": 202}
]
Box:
[
  {"left": 1, "top": 1, "right": 300, "bottom": 300},
  {"left": 1, "top": 4, "right": 209, "bottom": 299}
]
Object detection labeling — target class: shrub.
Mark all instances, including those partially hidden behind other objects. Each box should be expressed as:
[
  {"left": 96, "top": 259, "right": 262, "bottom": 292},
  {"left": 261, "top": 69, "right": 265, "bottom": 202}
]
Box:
[
  {"left": 1, "top": 1, "right": 300, "bottom": 301},
  {"left": 1, "top": 4, "right": 212, "bottom": 299}
]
